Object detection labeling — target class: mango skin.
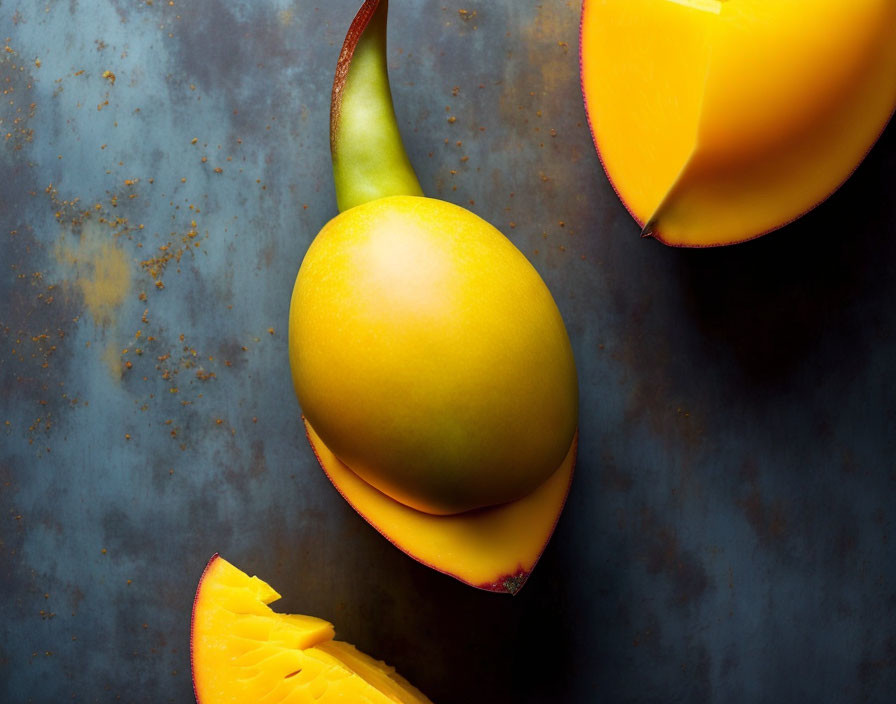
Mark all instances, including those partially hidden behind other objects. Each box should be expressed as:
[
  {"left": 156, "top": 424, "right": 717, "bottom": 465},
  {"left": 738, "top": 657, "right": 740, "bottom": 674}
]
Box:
[{"left": 289, "top": 196, "right": 578, "bottom": 515}]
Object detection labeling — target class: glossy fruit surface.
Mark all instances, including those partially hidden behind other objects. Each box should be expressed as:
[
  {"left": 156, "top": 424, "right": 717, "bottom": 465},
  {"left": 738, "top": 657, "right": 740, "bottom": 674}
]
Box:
[
  {"left": 290, "top": 195, "right": 578, "bottom": 516},
  {"left": 581, "top": 0, "right": 896, "bottom": 246},
  {"left": 305, "top": 420, "right": 576, "bottom": 593}
]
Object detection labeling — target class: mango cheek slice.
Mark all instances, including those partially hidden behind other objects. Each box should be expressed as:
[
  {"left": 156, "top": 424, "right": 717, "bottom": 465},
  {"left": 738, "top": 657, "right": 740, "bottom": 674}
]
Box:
[
  {"left": 305, "top": 419, "right": 577, "bottom": 595},
  {"left": 581, "top": 0, "right": 896, "bottom": 247}
]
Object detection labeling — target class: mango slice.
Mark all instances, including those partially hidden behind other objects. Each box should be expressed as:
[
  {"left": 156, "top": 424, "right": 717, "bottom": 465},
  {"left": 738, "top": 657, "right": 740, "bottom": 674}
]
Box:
[
  {"left": 191, "top": 555, "right": 431, "bottom": 704},
  {"left": 305, "top": 420, "right": 576, "bottom": 594},
  {"left": 581, "top": 0, "right": 896, "bottom": 246}
]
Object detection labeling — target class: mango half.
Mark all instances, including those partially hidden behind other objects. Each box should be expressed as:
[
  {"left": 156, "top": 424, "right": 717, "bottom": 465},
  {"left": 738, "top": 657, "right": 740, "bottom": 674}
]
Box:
[
  {"left": 289, "top": 196, "right": 578, "bottom": 591},
  {"left": 581, "top": 0, "right": 896, "bottom": 247}
]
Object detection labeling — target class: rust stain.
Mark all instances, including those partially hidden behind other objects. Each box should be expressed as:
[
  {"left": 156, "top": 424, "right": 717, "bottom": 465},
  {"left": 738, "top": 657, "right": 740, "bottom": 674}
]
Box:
[
  {"left": 736, "top": 461, "right": 789, "bottom": 546},
  {"left": 738, "top": 488, "right": 788, "bottom": 545},
  {"left": 54, "top": 223, "right": 132, "bottom": 327},
  {"left": 278, "top": 9, "right": 294, "bottom": 26},
  {"left": 639, "top": 508, "right": 710, "bottom": 607},
  {"left": 600, "top": 451, "right": 633, "bottom": 492},
  {"left": 858, "top": 637, "right": 896, "bottom": 691},
  {"left": 53, "top": 223, "right": 132, "bottom": 379}
]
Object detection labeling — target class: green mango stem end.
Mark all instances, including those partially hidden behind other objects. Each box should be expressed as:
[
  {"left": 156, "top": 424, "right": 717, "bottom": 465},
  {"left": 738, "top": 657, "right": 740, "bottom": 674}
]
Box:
[{"left": 330, "top": 0, "right": 423, "bottom": 213}]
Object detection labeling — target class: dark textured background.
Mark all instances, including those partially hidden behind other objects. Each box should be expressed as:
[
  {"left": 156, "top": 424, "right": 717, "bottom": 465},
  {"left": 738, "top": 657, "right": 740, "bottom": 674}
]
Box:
[{"left": 2, "top": 1, "right": 895, "bottom": 702}]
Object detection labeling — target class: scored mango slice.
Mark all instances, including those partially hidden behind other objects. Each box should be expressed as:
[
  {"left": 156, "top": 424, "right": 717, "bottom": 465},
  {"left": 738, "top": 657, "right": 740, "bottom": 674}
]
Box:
[
  {"left": 190, "top": 555, "right": 431, "bottom": 704},
  {"left": 581, "top": 0, "right": 896, "bottom": 246}
]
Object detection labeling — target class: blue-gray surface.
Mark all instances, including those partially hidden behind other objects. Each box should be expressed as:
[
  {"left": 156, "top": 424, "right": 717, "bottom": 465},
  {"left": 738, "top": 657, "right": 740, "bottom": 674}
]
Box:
[{"left": 2, "top": 1, "right": 895, "bottom": 702}]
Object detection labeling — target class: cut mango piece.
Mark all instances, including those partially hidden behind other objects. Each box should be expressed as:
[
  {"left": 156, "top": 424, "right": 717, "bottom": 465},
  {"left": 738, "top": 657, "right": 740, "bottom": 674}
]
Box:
[
  {"left": 581, "top": 0, "right": 896, "bottom": 246},
  {"left": 191, "top": 555, "right": 431, "bottom": 704},
  {"left": 305, "top": 419, "right": 576, "bottom": 594}
]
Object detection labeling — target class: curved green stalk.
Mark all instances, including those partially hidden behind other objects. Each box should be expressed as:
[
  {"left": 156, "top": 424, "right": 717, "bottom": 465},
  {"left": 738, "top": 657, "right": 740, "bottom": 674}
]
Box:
[{"left": 330, "top": 0, "right": 423, "bottom": 212}]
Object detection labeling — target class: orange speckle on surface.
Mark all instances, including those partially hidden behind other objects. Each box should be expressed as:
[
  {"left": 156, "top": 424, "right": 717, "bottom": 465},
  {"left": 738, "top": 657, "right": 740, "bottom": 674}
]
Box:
[
  {"left": 268, "top": 327, "right": 275, "bottom": 335},
  {"left": 213, "top": 167, "right": 223, "bottom": 174}
]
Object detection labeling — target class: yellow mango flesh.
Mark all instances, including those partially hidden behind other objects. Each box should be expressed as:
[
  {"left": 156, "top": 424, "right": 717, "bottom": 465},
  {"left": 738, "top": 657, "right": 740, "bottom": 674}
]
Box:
[
  {"left": 306, "top": 419, "right": 576, "bottom": 593},
  {"left": 191, "top": 555, "right": 431, "bottom": 704},
  {"left": 290, "top": 196, "right": 578, "bottom": 515},
  {"left": 581, "top": 0, "right": 896, "bottom": 246}
]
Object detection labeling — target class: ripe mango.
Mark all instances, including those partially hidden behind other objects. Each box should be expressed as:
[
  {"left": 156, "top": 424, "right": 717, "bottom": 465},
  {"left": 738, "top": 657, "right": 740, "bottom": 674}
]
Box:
[
  {"left": 290, "top": 195, "right": 578, "bottom": 516},
  {"left": 287, "top": 0, "right": 579, "bottom": 591}
]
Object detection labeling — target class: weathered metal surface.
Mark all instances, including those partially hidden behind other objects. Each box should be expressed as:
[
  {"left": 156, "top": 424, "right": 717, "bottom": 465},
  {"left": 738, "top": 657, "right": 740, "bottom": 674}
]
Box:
[{"left": 2, "top": 1, "right": 895, "bottom": 702}]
